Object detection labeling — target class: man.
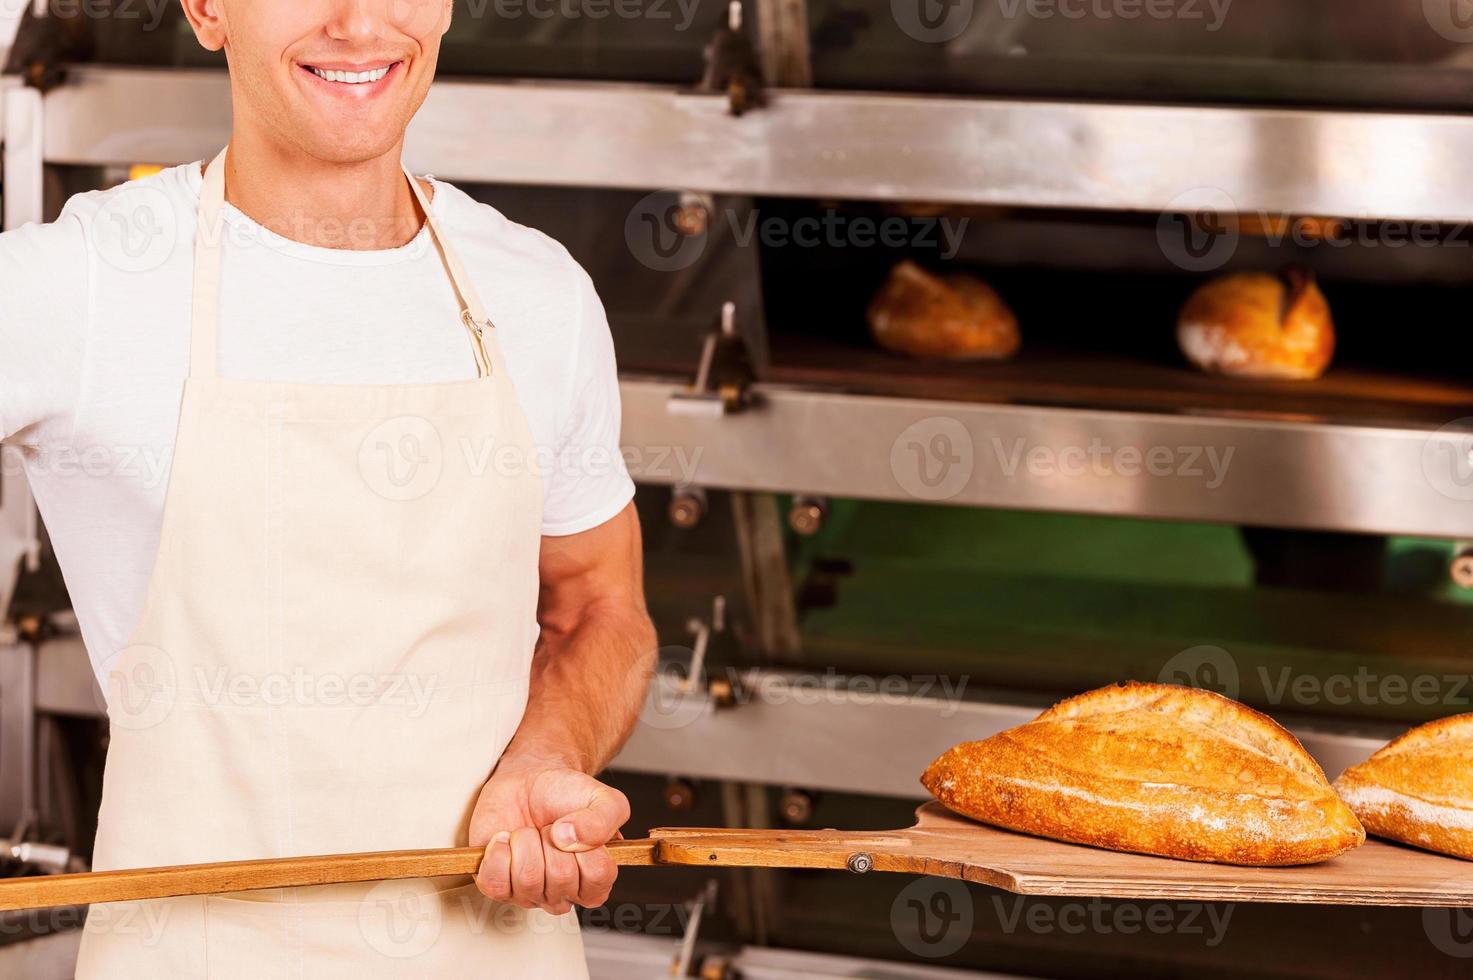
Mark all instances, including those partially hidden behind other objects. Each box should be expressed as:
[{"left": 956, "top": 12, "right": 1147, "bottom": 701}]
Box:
[{"left": 0, "top": 0, "right": 656, "bottom": 974}]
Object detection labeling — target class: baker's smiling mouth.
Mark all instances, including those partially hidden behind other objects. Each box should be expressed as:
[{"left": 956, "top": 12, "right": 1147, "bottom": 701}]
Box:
[{"left": 302, "top": 62, "right": 400, "bottom": 84}]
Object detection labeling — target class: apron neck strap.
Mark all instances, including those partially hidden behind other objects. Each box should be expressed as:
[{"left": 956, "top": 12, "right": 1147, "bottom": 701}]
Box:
[{"left": 190, "top": 146, "right": 494, "bottom": 379}]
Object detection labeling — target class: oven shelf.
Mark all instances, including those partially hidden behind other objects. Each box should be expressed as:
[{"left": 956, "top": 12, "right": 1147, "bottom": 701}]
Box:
[
  {"left": 619, "top": 359, "right": 1473, "bottom": 538},
  {"left": 760, "top": 335, "right": 1473, "bottom": 429}
]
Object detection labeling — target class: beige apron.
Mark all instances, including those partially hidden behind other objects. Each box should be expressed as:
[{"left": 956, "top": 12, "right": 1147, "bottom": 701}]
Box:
[{"left": 75, "top": 147, "right": 588, "bottom": 978}]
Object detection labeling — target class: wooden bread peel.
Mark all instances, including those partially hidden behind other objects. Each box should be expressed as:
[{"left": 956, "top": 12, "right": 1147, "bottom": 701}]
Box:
[{"left": 4, "top": 803, "right": 1472, "bottom": 912}]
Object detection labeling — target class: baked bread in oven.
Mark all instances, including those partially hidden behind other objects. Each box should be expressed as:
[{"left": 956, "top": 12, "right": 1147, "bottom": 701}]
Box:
[
  {"left": 922, "top": 682, "right": 1364, "bottom": 866},
  {"left": 1333, "top": 714, "right": 1473, "bottom": 860},
  {"left": 868, "top": 260, "right": 1020, "bottom": 361},
  {"left": 1177, "top": 267, "right": 1334, "bottom": 380}
]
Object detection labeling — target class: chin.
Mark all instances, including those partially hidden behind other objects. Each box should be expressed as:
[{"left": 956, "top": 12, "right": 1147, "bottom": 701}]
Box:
[{"left": 294, "top": 126, "right": 406, "bottom": 166}]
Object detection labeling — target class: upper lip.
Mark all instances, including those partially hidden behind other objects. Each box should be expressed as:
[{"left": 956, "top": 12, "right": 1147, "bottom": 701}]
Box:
[{"left": 300, "top": 60, "right": 401, "bottom": 72}]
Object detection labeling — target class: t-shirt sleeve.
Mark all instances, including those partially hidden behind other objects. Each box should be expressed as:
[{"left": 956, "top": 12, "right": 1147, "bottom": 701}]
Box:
[
  {"left": 540, "top": 263, "right": 636, "bottom": 536},
  {"left": 0, "top": 209, "right": 90, "bottom": 448}
]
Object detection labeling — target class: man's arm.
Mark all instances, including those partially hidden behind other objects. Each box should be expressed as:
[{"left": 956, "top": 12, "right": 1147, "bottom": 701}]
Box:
[{"left": 470, "top": 501, "right": 657, "bottom": 913}]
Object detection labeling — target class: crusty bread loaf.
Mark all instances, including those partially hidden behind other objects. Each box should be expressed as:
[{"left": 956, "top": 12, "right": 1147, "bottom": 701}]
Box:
[
  {"left": 1177, "top": 267, "right": 1334, "bottom": 380},
  {"left": 868, "top": 260, "right": 1020, "bottom": 361},
  {"left": 922, "top": 682, "right": 1364, "bottom": 866},
  {"left": 1333, "top": 714, "right": 1473, "bottom": 861}
]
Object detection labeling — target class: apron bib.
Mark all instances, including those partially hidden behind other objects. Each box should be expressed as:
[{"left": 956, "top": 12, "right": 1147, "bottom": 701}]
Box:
[{"left": 75, "top": 148, "right": 588, "bottom": 978}]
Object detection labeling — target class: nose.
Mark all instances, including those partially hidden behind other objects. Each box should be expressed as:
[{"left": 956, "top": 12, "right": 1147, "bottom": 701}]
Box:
[
  {"left": 322, "top": 0, "right": 429, "bottom": 44},
  {"left": 321, "top": 0, "right": 383, "bottom": 44}
]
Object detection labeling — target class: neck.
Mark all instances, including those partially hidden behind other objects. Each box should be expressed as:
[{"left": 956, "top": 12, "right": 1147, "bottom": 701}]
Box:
[{"left": 214, "top": 128, "right": 426, "bottom": 250}]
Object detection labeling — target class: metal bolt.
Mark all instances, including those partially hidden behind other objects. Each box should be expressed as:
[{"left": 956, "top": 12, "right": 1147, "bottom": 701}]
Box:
[
  {"left": 699, "top": 956, "right": 734, "bottom": 980},
  {"left": 668, "top": 488, "right": 707, "bottom": 530},
  {"left": 663, "top": 778, "right": 696, "bottom": 812},
  {"left": 708, "top": 676, "right": 737, "bottom": 707},
  {"left": 788, "top": 496, "right": 828, "bottom": 537},
  {"left": 1452, "top": 549, "right": 1473, "bottom": 589},
  {"left": 846, "top": 852, "right": 873, "bottom": 874},
  {"left": 674, "top": 193, "right": 712, "bottom": 236},
  {"left": 779, "top": 789, "right": 815, "bottom": 826}
]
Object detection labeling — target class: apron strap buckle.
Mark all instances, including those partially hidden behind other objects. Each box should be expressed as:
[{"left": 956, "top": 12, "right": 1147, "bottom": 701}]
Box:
[{"left": 460, "top": 309, "right": 488, "bottom": 337}]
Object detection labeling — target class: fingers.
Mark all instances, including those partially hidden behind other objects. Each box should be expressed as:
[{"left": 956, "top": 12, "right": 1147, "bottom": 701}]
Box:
[
  {"left": 475, "top": 830, "right": 512, "bottom": 902},
  {"left": 474, "top": 827, "right": 619, "bottom": 912},
  {"left": 509, "top": 827, "right": 546, "bottom": 911},
  {"left": 540, "top": 826, "right": 579, "bottom": 915},
  {"left": 550, "top": 785, "right": 632, "bottom": 854},
  {"left": 574, "top": 846, "right": 617, "bottom": 908}
]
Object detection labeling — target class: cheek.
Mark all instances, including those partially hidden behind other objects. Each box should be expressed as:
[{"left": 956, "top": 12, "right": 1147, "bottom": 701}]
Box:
[
  {"left": 384, "top": 0, "right": 449, "bottom": 43},
  {"left": 223, "top": 9, "right": 307, "bottom": 77}
]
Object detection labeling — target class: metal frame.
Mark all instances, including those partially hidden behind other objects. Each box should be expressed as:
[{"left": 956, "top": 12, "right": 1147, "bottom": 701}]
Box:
[
  {"left": 0, "top": 638, "right": 36, "bottom": 833},
  {"left": 31, "top": 66, "right": 1473, "bottom": 222},
  {"left": 24, "top": 635, "right": 1392, "bottom": 799},
  {"left": 622, "top": 379, "right": 1473, "bottom": 540}
]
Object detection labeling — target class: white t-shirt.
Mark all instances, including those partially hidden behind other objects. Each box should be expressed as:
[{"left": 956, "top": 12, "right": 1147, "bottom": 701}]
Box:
[{"left": 0, "top": 163, "right": 635, "bottom": 681}]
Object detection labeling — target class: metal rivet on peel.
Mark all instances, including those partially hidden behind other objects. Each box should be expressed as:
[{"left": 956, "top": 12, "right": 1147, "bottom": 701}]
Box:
[{"left": 847, "top": 852, "right": 873, "bottom": 874}]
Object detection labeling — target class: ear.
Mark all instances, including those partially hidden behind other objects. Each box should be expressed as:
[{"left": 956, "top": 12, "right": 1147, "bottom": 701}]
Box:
[
  {"left": 442, "top": 0, "right": 455, "bottom": 36},
  {"left": 179, "top": 0, "right": 227, "bottom": 53}
]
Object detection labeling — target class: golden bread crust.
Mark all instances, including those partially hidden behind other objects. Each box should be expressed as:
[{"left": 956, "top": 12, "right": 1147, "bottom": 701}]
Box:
[
  {"left": 922, "top": 682, "right": 1365, "bottom": 866},
  {"left": 1332, "top": 714, "right": 1473, "bottom": 861},
  {"left": 868, "top": 260, "right": 1020, "bottom": 361},
  {"left": 1176, "top": 269, "right": 1334, "bottom": 380}
]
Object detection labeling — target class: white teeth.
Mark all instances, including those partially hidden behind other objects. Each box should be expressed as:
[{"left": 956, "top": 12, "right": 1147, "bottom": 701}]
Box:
[{"left": 309, "top": 65, "right": 391, "bottom": 84}]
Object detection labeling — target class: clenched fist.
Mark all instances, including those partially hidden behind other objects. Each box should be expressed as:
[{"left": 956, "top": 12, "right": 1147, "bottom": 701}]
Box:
[{"left": 469, "top": 766, "right": 630, "bottom": 914}]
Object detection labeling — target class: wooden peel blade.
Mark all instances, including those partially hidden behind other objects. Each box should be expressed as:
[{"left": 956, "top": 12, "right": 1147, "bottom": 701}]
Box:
[{"left": 6, "top": 804, "right": 1473, "bottom": 912}]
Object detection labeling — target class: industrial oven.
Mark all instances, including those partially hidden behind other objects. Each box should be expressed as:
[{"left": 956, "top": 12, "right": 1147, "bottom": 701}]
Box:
[{"left": 4, "top": 1, "right": 1473, "bottom": 976}]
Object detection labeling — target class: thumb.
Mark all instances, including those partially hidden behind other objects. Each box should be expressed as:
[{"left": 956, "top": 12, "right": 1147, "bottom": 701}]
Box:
[{"left": 550, "top": 784, "right": 630, "bottom": 853}]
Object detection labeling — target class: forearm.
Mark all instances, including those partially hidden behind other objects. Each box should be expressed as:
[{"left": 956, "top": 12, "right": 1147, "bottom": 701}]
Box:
[{"left": 497, "top": 602, "right": 656, "bottom": 777}]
